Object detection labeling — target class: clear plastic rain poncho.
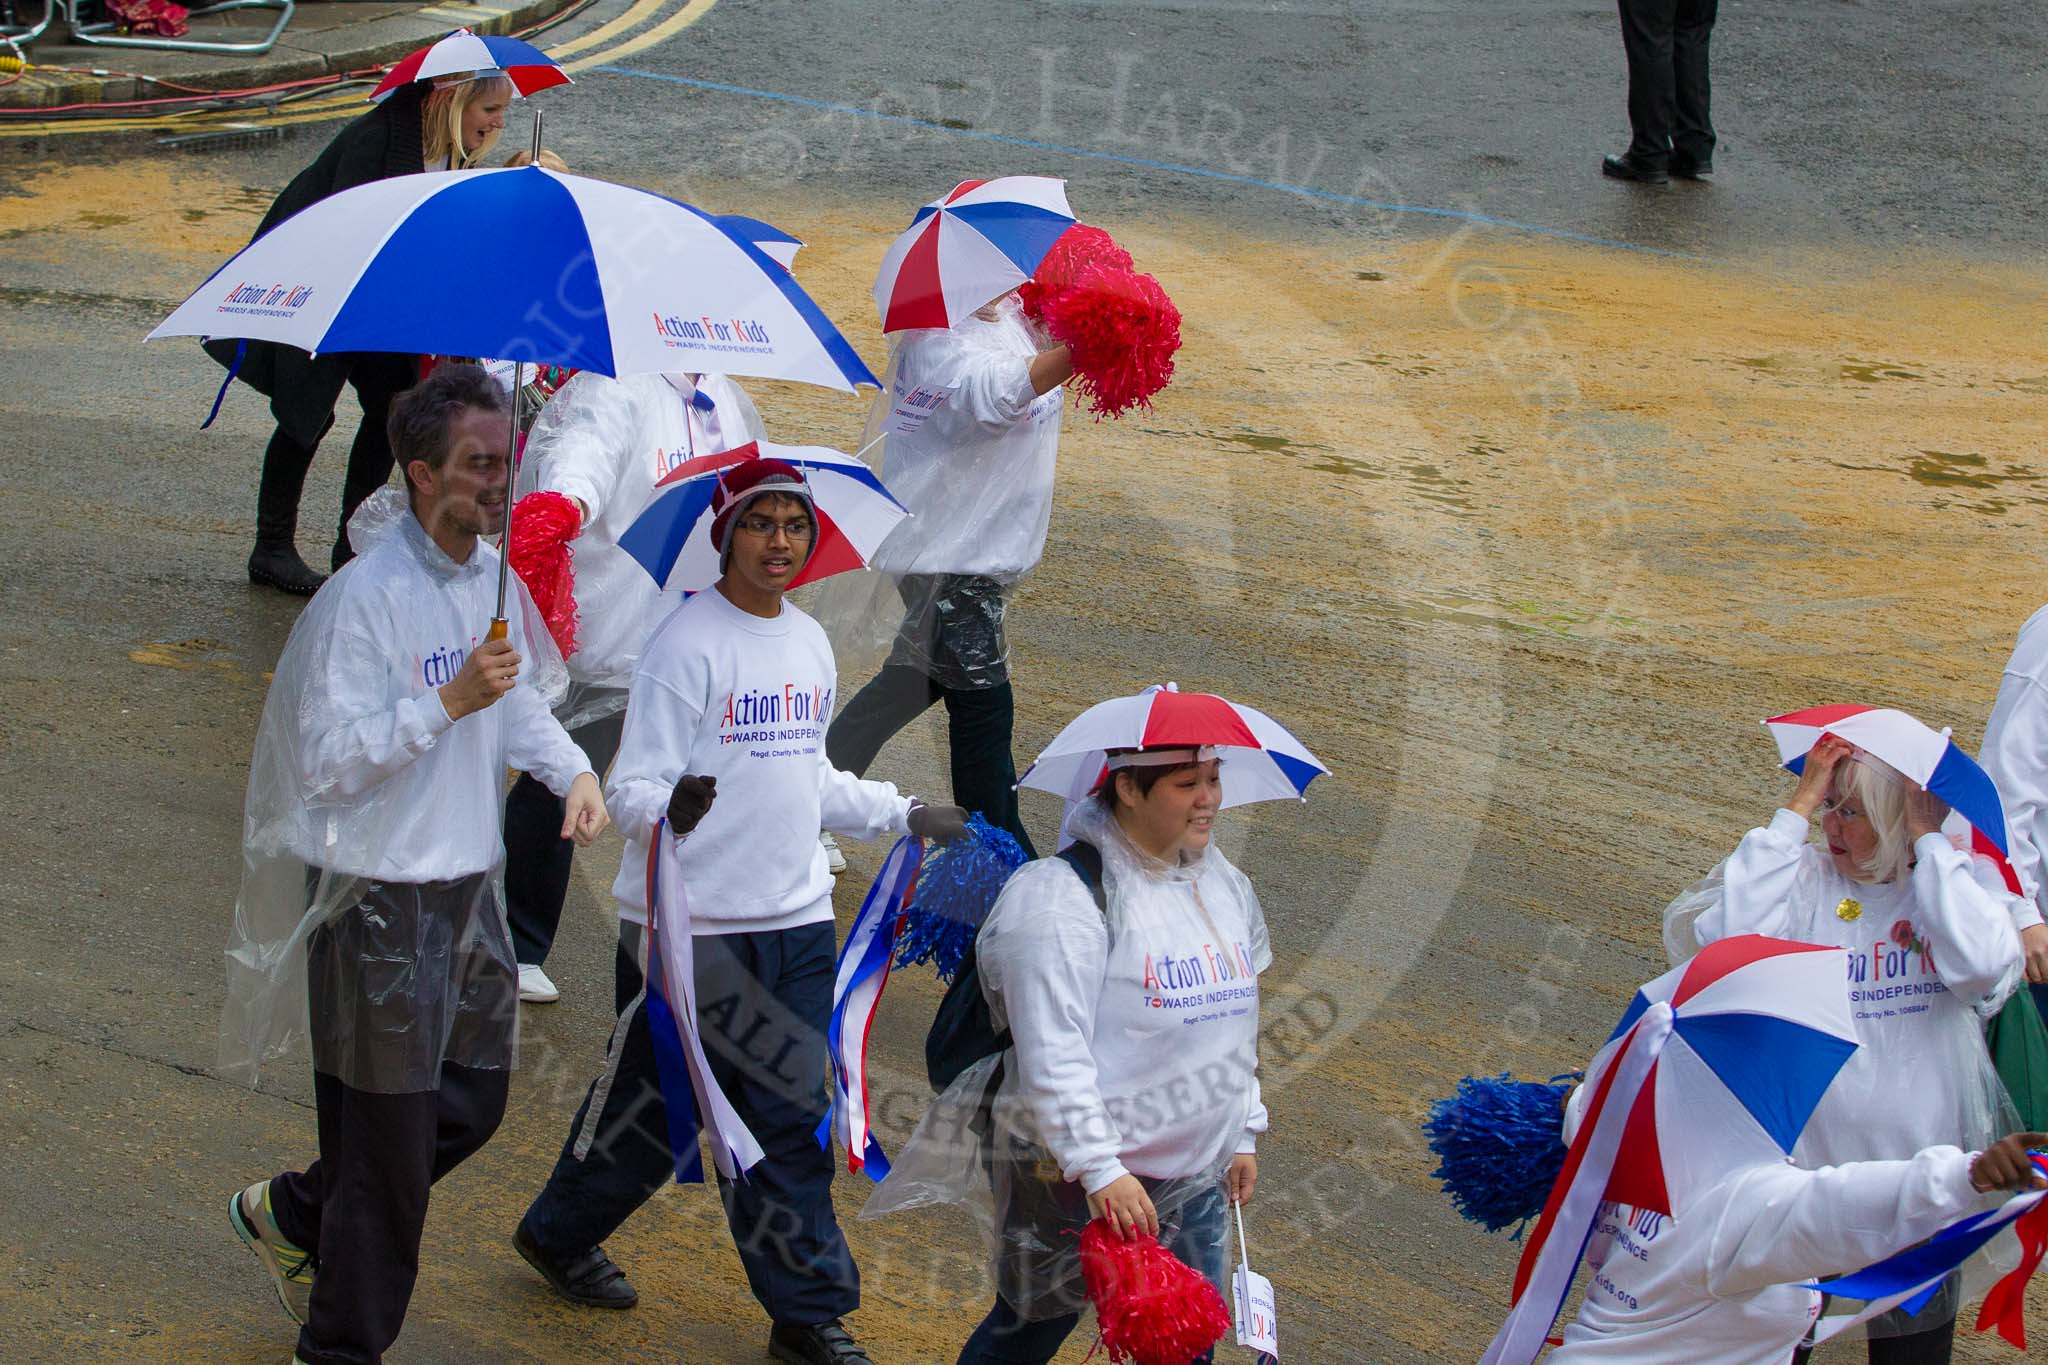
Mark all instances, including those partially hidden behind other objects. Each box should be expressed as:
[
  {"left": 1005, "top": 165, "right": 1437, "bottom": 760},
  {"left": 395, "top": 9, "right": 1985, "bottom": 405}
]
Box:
[
  {"left": 222, "top": 498, "right": 576, "bottom": 1095},
  {"left": 865, "top": 797, "right": 1267, "bottom": 1318},
  {"left": 1660, "top": 813, "right": 2026, "bottom": 1336},
  {"left": 513, "top": 371, "right": 765, "bottom": 728},
  {"left": 812, "top": 293, "right": 1066, "bottom": 690}
]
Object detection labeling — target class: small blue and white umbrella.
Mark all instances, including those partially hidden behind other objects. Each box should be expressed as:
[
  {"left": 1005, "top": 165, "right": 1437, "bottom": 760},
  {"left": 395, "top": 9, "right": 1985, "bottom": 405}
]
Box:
[{"left": 146, "top": 166, "right": 877, "bottom": 392}]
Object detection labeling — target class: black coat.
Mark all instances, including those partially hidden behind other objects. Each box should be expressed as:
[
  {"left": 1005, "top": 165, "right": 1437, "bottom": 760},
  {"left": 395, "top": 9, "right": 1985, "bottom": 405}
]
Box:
[{"left": 204, "top": 87, "right": 427, "bottom": 445}]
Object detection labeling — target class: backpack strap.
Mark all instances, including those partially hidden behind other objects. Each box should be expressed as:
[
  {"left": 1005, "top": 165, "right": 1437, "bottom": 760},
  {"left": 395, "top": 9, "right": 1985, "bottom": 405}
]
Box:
[{"left": 1055, "top": 839, "right": 1108, "bottom": 916}]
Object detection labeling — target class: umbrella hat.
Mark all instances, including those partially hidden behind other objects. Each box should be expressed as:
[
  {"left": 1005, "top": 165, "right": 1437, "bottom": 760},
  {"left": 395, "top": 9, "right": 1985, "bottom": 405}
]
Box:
[
  {"left": 147, "top": 167, "right": 878, "bottom": 392},
  {"left": 872, "top": 176, "right": 1075, "bottom": 332},
  {"left": 1764, "top": 703, "right": 2012, "bottom": 856},
  {"left": 1486, "top": 935, "right": 1861, "bottom": 1363},
  {"left": 616, "top": 441, "right": 908, "bottom": 594},
  {"left": 370, "top": 29, "right": 570, "bottom": 103},
  {"left": 1017, "top": 682, "right": 1328, "bottom": 809}
]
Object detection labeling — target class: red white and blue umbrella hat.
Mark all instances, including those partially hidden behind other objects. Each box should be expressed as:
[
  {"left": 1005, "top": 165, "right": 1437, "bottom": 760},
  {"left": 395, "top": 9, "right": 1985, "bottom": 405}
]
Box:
[
  {"left": 871, "top": 176, "right": 1076, "bottom": 333},
  {"left": 616, "top": 440, "right": 908, "bottom": 595},
  {"left": 369, "top": 29, "right": 571, "bottom": 103},
  {"left": 1016, "top": 683, "right": 1329, "bottom": 809},
  {"left": 1484, "top": 935, "right": 1862, "bottom": 1364},
  {"left": 1763, "top": 703, "right": 2018, "bottom": 882}
]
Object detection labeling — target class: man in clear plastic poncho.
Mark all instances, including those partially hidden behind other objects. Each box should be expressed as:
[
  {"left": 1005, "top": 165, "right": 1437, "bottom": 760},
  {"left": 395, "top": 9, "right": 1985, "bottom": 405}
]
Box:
[
  {"left": 824, "top": 290, "right": 1072, "bottom": 858},
  {"left": 504, "top": 369, "right": 765, "bottom": 1004},
  {"left": 220, "top": 364, "right": 609, "bottom": 1365}
]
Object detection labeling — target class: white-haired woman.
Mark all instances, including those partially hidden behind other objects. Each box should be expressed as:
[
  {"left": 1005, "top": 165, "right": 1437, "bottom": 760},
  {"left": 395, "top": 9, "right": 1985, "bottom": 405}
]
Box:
[
  {"left": 215, "top": 72, "right": 512, "bottom": 595},
  {"left": 1689, "top": 733, "right": 2025, "bottom": 1363}
]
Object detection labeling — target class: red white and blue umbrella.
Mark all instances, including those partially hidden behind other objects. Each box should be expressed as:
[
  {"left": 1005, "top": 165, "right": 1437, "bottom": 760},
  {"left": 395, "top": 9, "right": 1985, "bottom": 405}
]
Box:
[
  {"left": 871, "top": 176, "right": 1075, "bottom": 332},
  {"left": 1017, "top": 682, "right": 1329, "bottom": 808},
  {"left": 1764, "top": 703, "right": 2018, "bottom": 881},
  {"left": 369, "top": 28, "right": 571, "bottom": 103},
  {"left": 1484, "top": 935, "right": 1860, "bottom": 1364},
  {"left": 145, "top": 167, "right": 878, "bottom": 393},
  {"left": 616, "top": 440, "right": 908, "bottom": 594}
]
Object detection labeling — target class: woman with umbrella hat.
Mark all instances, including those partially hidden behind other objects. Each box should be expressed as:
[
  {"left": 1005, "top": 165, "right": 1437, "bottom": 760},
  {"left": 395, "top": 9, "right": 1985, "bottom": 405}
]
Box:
[
  {"left": 208, "top": 68, "right": 515, "bottom": 595},
  {"left": 1674, "top": 709, "right": 2028, "bottom": 1362},
  {"left": 867, "top": 685, "right": 1326, "bottom": 1364}
]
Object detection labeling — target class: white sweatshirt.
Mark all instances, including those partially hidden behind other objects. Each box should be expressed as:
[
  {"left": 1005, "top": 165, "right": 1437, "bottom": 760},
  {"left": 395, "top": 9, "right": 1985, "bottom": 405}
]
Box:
[
  {"left": 605, "top": 585, "right": 912, "bottom": 933},
  {"left": 1980, "top": 602, "right": 2048, "bottom": 931},
  {"left": 866, "top": 294, "right": 1065, "bottom": 580},
  {"left": 1693, "top": 809, "right": 2023, "bottom": 1163},
  {"left": 1550, "top": 1148, "right": 1998, "bottom": 1363},
  {"left": 978, "top": 799, "right": 1271, "bottom": 1194},
  {"left": 521, "top": 371, "right": 764, "bottom": 690},
  {"left": 287, "top": 514, "right": 592, "bottom": 881}
]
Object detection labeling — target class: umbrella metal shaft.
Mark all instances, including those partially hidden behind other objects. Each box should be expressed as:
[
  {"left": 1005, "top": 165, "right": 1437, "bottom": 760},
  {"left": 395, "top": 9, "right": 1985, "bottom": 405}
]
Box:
[{"left": 490, "top": 108, "right": 548, "bottom": 641}]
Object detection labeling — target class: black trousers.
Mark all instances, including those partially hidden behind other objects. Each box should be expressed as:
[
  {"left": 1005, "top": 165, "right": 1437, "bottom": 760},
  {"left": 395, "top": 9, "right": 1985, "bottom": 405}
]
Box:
[
  {"left": 255, "top": 352, "right": 414, "bottom": 568},
  {"left": 520, "top": 920, "right": 859, "bottom": 1325},
  {"left": 826, "top": 666, "right": 1038, "bottom": 858},
  {"left": 1617, "top": 0, "right": 1717, "bottom": 167},
  {"left": 503, "top": 706, "right": 628, "bottom": 966},
  {"left": 269, "top": 1063, "right": 509, "bottom": 1365}
]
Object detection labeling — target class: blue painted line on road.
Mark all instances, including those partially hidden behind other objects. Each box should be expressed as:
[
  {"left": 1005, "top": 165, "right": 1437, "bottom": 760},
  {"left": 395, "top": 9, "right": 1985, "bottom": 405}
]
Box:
[{"left": 596, "top": 64, "right": 1684, "bottom": 257}]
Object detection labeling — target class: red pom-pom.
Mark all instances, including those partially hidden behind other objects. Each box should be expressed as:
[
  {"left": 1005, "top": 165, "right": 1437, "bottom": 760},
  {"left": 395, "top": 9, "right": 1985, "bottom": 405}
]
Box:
[
  {"left": 1039, "top": 264, "right": 1183, "bottom": 420},
  {"left": 1020, "top": 224, "right": 1135, "bottom": 322},
  {"left": 508, "top": 491, "right": 582, "bottom": 658},
  {"left": 1078, "top": 1218, "right": 1232, "bottom": 1365}
]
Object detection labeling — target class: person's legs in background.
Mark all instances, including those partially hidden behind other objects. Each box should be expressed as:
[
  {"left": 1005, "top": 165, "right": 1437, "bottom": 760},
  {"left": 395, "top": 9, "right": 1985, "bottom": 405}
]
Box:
[
  {"left": 1608, "top": 0, "right": 1679, "bottom": 180},
  {"left": 1669, "top": 0, "right": 1718, "bottom": 173},
  {"left": 249, "top": 413, "right": 336, "bottom": 595},
  {"left": 955, "top": 1300, "right": 1081, "bottom": 1365},
  {"left": 941, "top": 681, "right": 1037, "bottom": 858},
  {"left": 504, "top": 706, "right": 627, "bottom": 998},
  {"left": 334, "top": 354, "right": 418, "bottom": 571}
]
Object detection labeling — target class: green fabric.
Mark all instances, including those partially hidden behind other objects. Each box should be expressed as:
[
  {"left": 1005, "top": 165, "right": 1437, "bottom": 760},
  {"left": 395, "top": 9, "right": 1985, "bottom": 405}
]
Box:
[{"left": 1987, "top": 986, "right": 2048, "bottom": 1130}]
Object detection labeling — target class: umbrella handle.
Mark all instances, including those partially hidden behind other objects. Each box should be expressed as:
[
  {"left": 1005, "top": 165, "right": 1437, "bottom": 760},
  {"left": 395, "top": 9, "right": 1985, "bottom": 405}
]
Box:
[{"left": 487, "top": 618, "right": 509, "bottom": 642}]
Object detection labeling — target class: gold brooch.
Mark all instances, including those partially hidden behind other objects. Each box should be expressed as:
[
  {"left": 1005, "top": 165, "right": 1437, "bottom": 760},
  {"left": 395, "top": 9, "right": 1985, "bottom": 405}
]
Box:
[{"left": 1836, "top": 898, "right": 1862, "bottom": 922}]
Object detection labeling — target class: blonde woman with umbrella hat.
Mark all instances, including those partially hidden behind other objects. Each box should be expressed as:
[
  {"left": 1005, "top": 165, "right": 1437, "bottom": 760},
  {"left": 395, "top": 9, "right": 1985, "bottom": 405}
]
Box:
[{"left": 205, "top": 69, "right": 513, "bottom": 595}]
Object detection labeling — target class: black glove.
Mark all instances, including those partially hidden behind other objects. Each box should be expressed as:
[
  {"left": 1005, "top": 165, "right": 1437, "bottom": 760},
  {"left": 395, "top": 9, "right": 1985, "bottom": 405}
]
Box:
[
  {"left": 907, "top": 799, "right": 970, "bottom": 845},
  {"left": 667, "top": 775, "right": 717, "bottom": 837}
]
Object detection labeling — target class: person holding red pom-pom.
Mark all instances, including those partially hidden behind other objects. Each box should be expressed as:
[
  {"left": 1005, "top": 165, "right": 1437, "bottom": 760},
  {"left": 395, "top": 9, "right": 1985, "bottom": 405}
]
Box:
[
  {"left": 500, "top": 369, "right": 764, "bottom": 1005},
  {"left": 825, "top": 290, "right": 1072, "bottom": 861},
  {"left": 867, "top": 740, "right": 1276, "bottom": 1365}
]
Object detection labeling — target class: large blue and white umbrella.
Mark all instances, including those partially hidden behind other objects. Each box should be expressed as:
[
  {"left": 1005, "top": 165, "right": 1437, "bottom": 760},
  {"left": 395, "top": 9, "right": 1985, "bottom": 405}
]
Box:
[{"left": 146, "top": 167, "right": 877, "bottom": 392}]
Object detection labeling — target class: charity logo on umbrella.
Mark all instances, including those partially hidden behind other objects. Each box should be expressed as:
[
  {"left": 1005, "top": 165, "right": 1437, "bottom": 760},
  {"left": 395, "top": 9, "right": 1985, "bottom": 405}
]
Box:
[{"left": 146, "top": 167, "right": 878, "bottom": 392}]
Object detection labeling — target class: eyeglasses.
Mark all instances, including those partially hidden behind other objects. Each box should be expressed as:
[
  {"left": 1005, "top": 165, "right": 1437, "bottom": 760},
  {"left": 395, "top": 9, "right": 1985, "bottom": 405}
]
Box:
[
  {"left": 1817, "top": 797, "right": 1866, "bottom": 822},
  {"left": 734, "top": 515, "right": 814, "bottom": 540}
]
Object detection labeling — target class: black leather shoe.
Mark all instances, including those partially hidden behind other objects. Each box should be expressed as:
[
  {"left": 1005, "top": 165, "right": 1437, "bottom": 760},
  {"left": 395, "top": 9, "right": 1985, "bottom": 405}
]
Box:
[
  {"left": 769, "top": 1319, "right": 874, "bottom": 1364},
  {"left": 1669, "top": 154, "right": 1714, "bottom": 179},
  {"left": 1601, "top": 152, "right": 1669, "bottom": 185},
  {"left": 512, "top": 1220, "right": 638, "bottom": 1309},
  {"left": 247, "top": 543, "right": 327, "bottom": 596}
]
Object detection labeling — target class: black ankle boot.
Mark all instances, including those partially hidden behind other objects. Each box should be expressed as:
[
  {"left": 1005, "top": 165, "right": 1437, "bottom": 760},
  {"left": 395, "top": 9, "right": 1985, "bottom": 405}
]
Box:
[{"left": 248, "top": 542, "right": 327, "bottom": 596}]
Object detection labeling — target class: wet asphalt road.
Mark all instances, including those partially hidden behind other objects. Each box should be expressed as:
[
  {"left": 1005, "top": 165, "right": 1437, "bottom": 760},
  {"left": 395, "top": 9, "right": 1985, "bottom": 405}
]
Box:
[{"left": 2, "top": 1, "right": 2046, "bottom": 1361}]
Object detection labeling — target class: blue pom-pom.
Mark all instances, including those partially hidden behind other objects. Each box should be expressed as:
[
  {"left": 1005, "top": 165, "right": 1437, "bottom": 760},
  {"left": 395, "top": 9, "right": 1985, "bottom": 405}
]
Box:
[
  {"left": 895, "top": 815, "right": 1030, "bottom": 982},
  {"left": 1422, "top": 1072, "right": 1578, "bottom": 1236}
]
